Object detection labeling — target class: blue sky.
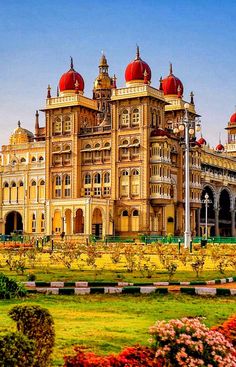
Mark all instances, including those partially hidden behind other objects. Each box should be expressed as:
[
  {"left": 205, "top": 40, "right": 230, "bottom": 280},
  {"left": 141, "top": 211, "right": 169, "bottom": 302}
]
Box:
[{"left": 0, "top": 0, "right": 236, "bottom": 146}]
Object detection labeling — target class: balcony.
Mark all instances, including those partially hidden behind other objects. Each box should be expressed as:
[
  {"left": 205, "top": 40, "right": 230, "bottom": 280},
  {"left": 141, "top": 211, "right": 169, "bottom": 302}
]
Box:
[{"left": 79, "top": 125, "right": 111, "bottom": 136}]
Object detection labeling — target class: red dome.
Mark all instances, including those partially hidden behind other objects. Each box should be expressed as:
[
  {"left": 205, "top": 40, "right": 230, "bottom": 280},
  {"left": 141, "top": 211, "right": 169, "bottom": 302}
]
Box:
[
  {"left": 150, "top": 128, "right": 169, "bottom": 137},
  {"left": 229, "top": 112, "right": 236, "bottom": 124},
  {"left": 59, "top": 58, "right": 84, "bottom": 93},
  {"left": 125, "top": 47, "right": 151, "bottom": 83},
  {"left": 162, "top": 64, "right": 183, "bottom": 96},
  {"left": 215, "top": 143, "right": 224, "bottom": 151},
  {"left": 198, "top": 136, "right": 206, "bottom": 145}
]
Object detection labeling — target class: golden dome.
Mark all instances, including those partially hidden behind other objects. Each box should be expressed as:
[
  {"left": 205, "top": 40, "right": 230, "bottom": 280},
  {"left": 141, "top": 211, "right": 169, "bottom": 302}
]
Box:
[
  {"left": 94, "top": 74, "right": 112, "bottom": 90},
  {"left": 10, "top": 121, "right": 34, "bottom": 145}
]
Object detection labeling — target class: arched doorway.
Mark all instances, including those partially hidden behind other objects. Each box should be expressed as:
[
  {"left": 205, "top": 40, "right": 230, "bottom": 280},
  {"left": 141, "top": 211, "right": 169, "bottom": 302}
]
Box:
[
  {"left": 53, "top": 210, "right": 61, "bottom": 234},
  {"left": 5, "top": 211, "right": 23, "bottom": 235},
  {"left": 92, "top": 208, "right": 102, "bottom": 238},
  {"left": 200, "top": 187, "right": 215, "bottom": 236},
  {"left": 74, "top": 209, "right": 84, "bottom": 234},
  {"left": 65, "top": 209, "right": 72, "bottom": 235},
  {"left": 219, "top": 189, "right": 231, "bottom": 236}
]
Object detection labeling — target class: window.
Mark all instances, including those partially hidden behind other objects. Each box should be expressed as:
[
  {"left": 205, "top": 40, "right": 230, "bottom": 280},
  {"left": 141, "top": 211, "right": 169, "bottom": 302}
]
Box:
[
  {"left": 104, "top": 172, "right": 110, "bottom": 183},
  {"left": 85, "top": 188, "right": 91, "bottom": 196},
  {"left": 85, "top": 144, "right": 91, "bottom": 149},
  {"left": 32, "top": 213, "right": 36, "bottom": 232},
  {"left": 94, "top": 173, "right": 101, "bottom": 184},
  {"left": 132, "top": 108, "right": 140, "bottom": 126},
  {"left": 95, "top": 143, "right": 100, "bottom": 149},
  {"left": 39, "top": 156, "right": 44, "bottom": 161},
  {"left": 133, "top": 210, "right": 139, "bottom": 216},
  {"left": 85, "top": 174, "right": 91, "bottom": 184},
  {"left": 56, "top": 176, "right": 61, "bottom": 185},
  {"left": 63, "top": 116, "right": 71, "bottom": 133},
  {"left": 54, "top": 117, "right": 62, "bottom": 134},
  {"left": 41, "top": 213, "right": 45, "bottom": 232},
  {"left": 40, "top": 180, "right": 45, "bottom": 186},
  {"left": 31, "top": 181, "right": 36, "bottom": 186},
  {"left": 103, "top": 187, "right": 110, "bottom": 195},
  {"left": 94, "top": 187, "right": 101, "bottom": 196},
  {"left": 19, "top": 181, "right": 24, "bottom": 187},
  {"left": 20, "top": 157, "right": 26, "bottom": 163},
  {"left": 104, "top": 142, "right": 110, "bottom": 148},
  {"left": 121, "top": 110, "right": 129, "bottom": 128},
  {"left": 55, "top": 189, "right": 61, "bottom": 197},
  {"left": 3, "top": 182, "right": 9, "bottom": 188},
  {"left": 65, "top": 175, "right": 70, "bottom": 185},
  {"left": 132, "top": 170, "right": 139, "bottom": 176},
  {"left": 31, "top": 157, "right": 36, "bottom": 162},
  {"left": 122, "top": 170, "right": 129, "bottom": 176},
  {"left": 65, "top": 188, "right": 71, "bottom": 197},
  {"left": 11, "top": 182, "right": 16, "bottom": 187},
  {"left": 122, "top": 210, "right": 128, "bottom": 216}
]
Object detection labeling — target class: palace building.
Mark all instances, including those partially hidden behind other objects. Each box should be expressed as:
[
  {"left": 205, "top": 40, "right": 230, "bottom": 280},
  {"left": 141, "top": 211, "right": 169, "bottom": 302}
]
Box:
[{"left": 1, "top": 47, "right": 236, "bottom": 238}]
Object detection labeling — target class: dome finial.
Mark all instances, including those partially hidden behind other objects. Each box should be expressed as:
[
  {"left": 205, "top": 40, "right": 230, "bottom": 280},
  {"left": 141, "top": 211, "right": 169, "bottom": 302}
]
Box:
[
  {"left": 47, "top": 84, "right": 51, "bottom": 99},
  {"left": 18, "top": 120, "right": 21, "bottom": 127},
  {"left": 169, "top": 62, "right": 173, "bottom": 75},
  {"left": 70, "top": 56, "right": 74, "bottom": 70},
  {"left": 190, "top": 91, "right": 194, "bottom": 104},
  {"left": 136, "top": 44, "right": 140, "bottom": 59}
]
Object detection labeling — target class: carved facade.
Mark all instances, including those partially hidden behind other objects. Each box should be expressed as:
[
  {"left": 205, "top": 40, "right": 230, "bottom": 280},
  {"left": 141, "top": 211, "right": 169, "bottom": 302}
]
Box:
[{"left": 1, "top": 49, "right": 236, "bottom": 238}]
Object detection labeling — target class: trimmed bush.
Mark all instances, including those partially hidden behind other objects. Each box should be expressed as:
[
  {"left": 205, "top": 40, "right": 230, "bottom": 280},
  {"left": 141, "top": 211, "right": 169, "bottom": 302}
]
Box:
[
  {"left": 9, "top": 305, "right": 55, "bottom": 367},
  {"left": 64, "top": 345, "right": 162, "bottom": 366},
  {"left": 0, "top": 273, "right": 26, "bottom": 299},
  {"left": 0, "top": 332, "right": 35, "bottom": 367}
]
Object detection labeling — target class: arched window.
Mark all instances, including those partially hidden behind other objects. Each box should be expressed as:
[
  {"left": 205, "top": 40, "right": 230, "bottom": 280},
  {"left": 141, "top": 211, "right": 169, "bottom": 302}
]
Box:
[
  {"left": 11, "top": 182, "right": 16, "bottom": 187},
  {"left": 85, "top": 144, "right": 91, "bottom": 149},
  {"left": 85, "top": 174, "right": 91, "bottom": 184},
  {"left": 54, "top": 116, "right": 62, "bottom": 134},
  {"left": 63, "top": 115, "right": 71, "bottom": 133},
  {"left": 55, "top": 176, "right": 61, "bottom": 185},
  {"left": 132, "top": 170, "right": 139, "bottom": 176},
  {"left": 122, "top": 170, "right": 129, "bottom": 176},
  {"left": 122, "top": 140, "right": 128, "bottom": 146},
  {"left": 20, "top": 157, "right": 26, "bottom": 163},
  {"left": 65, "top": 175, "right": 70, "bottom": 185},
  {"left": 132, "top": 108, "right": 140, "bottom": 126},
  {"left": 19, "top": 181, "right": 24, "bottom": 187},
  {"left": 95, "top": 143, "right": 100, "bottom": 149},
  {"left": 133, "top": 210, "right": 139, "bottom": 216},
  {"left": 3, "top": 182, "right": 9, "bottom": 188},
  {"left": 31, "top": 180, "right": 36, "bottom": 186},
  {"left": 121, "top": 110, "right": 129, "bottom": 128},
  {"left": 40, "top": 180, "right": 45, "bottom": 186},
  {"left": 94, "top": 173, "right": 101, "bottom": 184},
  {"left": 39, "top": 156, "right": 44, "bottom": 161},
  {"left": 31, "top": 157, "right": 36, "bottom": 162},
  {"left": 104, "top": 172, "right": 110, "bottom": 183},
  {"left": 104, "top": 142, "right": 110, "bottom": 148},
  {"left": 122, "top": 210, "right": 128, "bottom": 216}
]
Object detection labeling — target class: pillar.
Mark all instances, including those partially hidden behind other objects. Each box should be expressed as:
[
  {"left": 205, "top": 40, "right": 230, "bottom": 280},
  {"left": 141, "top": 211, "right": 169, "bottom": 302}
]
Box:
[
  {"left": 214, "top": 209, "right": 219, "bottom": 236},
  {"left": 196, "top": 208, "right": 201, "bottom": 236}
]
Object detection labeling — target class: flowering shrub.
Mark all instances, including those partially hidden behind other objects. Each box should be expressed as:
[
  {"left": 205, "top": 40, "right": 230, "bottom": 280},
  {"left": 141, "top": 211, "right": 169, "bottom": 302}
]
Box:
[
  {"left": 149, "top": 317, "right": 236, "bottom": 367},
  {"left": 64, "top": 345, "right": 162, "bottom": 367},
  {"left": 212, "top": 315, "right": 236, "bottom": 347}
]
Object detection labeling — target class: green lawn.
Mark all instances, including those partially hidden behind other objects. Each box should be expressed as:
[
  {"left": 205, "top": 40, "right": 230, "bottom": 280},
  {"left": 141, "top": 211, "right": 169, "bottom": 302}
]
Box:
[{"left": 0, "top": 293, "right": 236, "bottom": 366}]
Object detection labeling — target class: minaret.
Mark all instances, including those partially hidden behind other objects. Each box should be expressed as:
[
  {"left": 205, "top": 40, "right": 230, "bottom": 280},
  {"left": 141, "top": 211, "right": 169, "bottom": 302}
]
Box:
[
  {"left": 93, "top": 53, "right": 112, "bottom": 124},
  {"left": 35, "top": 110, "right": 39, "bottom": 139}
]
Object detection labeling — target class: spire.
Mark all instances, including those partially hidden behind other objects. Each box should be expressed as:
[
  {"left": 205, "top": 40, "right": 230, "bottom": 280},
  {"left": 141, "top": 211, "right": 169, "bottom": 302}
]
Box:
[
  {"left": 169, "top": 62, "right": 173, "bottom": 75},
  {"left": 35, "top": 110, "right": 39, "bottom": 130},
  {"left": 112, "top": 74, "right": 117, "bottom": 89},
  {"left": 70, "top": 56, "right": 74, "bottom": 70},
  {"left": 219, "top": 132, "right": 221, "bottom": 144},
  {"left": 190, "top": 91, "right": 194, "bottom": 104},
  {"left": 136, "top": 45, "right": 140, "bottom": 60},
  {"left": 57, "top": 86, "right": 59, "bottom": 97},
  {"left": 18, "top": 120, "right": 21, "bottom": 128},
  {"left": 47, "top": 84, "right": 51, "bottom": 99},
  {"left": 159, "top": 76, "right": 163, "bottom": 91}
]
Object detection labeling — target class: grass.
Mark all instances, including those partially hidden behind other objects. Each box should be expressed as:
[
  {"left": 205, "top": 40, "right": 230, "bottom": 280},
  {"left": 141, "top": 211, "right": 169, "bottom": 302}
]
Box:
[{"left": 0, "top": 293, "right": 236, "bottom": 366}]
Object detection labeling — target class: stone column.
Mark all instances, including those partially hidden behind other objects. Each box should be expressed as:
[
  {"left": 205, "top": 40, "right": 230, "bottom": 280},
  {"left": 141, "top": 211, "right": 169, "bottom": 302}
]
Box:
[{"left": 214, "top": 209, "right": 219, "bottom": 236}]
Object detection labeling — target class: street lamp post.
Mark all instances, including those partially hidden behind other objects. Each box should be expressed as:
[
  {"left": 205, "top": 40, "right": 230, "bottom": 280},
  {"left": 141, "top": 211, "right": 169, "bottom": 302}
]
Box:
[
  {"left": 202, "top": 193, "right": 211, "bottom": 239},
  {"left": 174, "top": 103, "right": 201, "bottom": 249}
]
